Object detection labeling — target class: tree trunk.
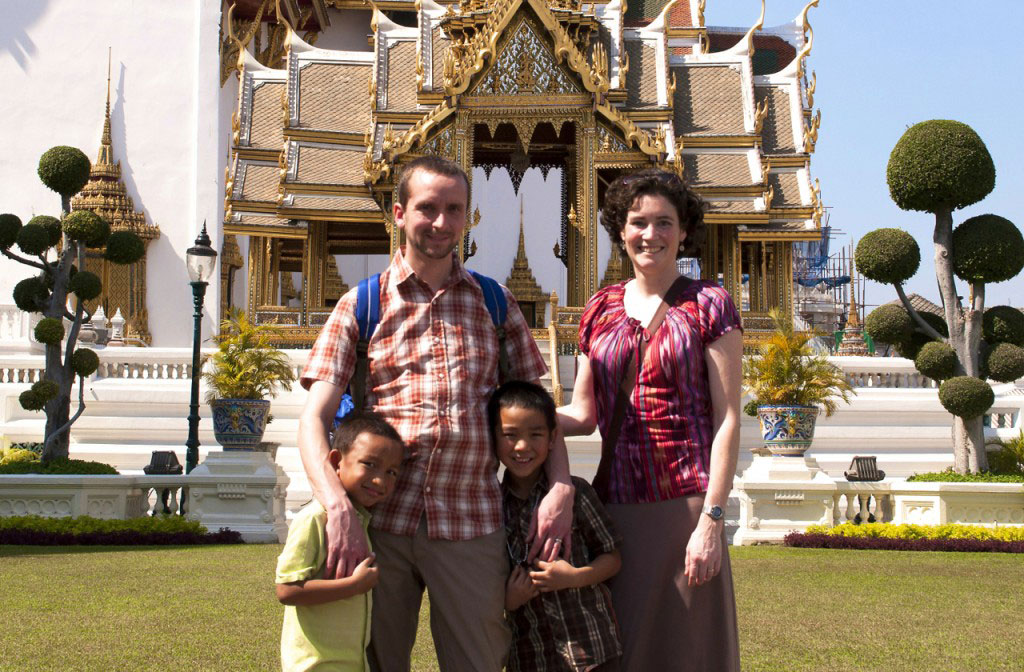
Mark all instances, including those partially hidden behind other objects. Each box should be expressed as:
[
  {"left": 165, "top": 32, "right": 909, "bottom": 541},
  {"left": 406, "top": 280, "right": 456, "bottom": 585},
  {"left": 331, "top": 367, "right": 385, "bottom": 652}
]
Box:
[{"left": 954, "top": 416, "right": 988, "bottom": 474}]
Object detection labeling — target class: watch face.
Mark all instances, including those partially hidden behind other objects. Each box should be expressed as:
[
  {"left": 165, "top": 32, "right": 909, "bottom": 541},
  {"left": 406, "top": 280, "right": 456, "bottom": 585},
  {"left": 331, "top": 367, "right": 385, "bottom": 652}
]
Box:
[{"left": 706, "top": 505, "right": 723, "bottom": 520}]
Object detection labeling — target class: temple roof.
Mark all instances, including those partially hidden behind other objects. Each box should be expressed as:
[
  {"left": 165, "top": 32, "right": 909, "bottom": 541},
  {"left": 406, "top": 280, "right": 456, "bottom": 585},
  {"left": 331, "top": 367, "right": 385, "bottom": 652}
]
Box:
[
  {"left": 683, "top": 153, "right": 755, "bottom": 187},
  {"left": 755, "top": 85, "right": 797, "bottom": 154},
  {"left": 297, "top": 62, "right": 373, "bottom": 133},
  {"left": 672, "top": 65, "right": 746, "bottom": 136}
]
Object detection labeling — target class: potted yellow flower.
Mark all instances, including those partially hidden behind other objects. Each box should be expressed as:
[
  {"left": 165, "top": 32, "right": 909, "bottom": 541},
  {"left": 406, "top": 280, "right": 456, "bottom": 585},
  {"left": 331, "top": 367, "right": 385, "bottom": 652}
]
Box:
[
  {"left": 203, "top": 309, "right": 295, "bottom": 450},
  {"left": 743, "top": 310, "right": 854, "bottom": 456}
]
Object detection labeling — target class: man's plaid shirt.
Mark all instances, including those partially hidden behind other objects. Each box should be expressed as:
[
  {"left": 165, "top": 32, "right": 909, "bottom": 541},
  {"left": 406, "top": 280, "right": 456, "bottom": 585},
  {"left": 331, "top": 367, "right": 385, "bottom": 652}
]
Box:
[
  {"left": 503, "top": 474, "right": 622, "bottom": 671},
  {"left": 301, "top": 250, "right": 547, "bottom": 540}
]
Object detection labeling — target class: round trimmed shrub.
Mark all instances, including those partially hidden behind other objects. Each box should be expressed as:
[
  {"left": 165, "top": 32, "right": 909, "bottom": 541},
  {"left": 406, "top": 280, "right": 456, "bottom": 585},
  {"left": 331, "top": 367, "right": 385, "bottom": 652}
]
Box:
[
  {"left": 19, "top": 389, "right": 46, "bottom": 411},
  {"left": 71, "top": 348, "right": 100, "bottom": 377},
  {"left": 915, "top": 341, "right": 957, "bottom": 381},
  {"left": 864, "top": 304, "right": 912, "bottom": 344},
  {"left": 951, "top": 214, "right": 1024, "bottom": 284},
  {"left": 938, "top": 376, "right": 994, "bottom": 419},
  {"left": 886, "top": 120, "right": 995, "bottom": 213},
  {"left": 13, "top": 277, "right": 49, "bottom": 312},
  {"left": 33, "top": 317, "right": 65, "bottom": 345},
  {"left": 0, "top": 213, "right": 21, "bottom": 249},
  {"left": 62, "top": 210, "right": 110, "bottom": 248},
  {"left": 32, "top": 379, "right": 59, "bottom": 402},
  {"left": 916, "top": 311, "right": 949, "bottom": 338},
  {"left": 27, "top": 215, "right": 62, "bottom": 248},
  {"left": 983, "top": 343, "right": 1024, "bottom": 383},
  {"left": 15, "top": 224, "right": 50, "bottom": 256},
  {"left": 855, "top": 229, "right": 920, "bottom": 285},
  {"left": 68, "top": 270, "right": 102, "bottom": 301},
  {"left": 38, "top": 146, "right": 91, "bottom": 197},
  {"left": 983, "top": 305, "right": 1024, "bottom": 346},
  {"left": 104, "top": 231, "right": 145, "bottom": 265}
]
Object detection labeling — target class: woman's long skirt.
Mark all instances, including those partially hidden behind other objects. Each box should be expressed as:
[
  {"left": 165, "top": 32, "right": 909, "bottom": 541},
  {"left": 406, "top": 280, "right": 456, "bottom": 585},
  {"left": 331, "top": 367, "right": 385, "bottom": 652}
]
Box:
[{"left": 606, "top": 494, "right": 741, "bottom": 672}]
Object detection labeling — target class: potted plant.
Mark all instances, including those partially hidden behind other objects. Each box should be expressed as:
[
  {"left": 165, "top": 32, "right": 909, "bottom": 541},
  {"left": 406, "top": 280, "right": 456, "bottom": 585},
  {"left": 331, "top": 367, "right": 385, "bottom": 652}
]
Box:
[
  {"left": 203, "top": 309, "right": 295, "bottom": 450},
  {"left": 743, "top": 310, "right": 854, "bottom": 456}
]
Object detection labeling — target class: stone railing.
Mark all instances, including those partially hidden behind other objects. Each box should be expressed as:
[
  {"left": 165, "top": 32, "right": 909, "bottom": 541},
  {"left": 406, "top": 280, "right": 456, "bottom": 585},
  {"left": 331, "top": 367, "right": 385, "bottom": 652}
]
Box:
[
  {"left": 0, "top": 452, "right": 289, "bottom": 542},
  {"left": 0, "top": 304, "right": 42, "bottom": 353},
  {"left": 732, "top": 455, "right": 1024, "bottom": 545},
  {"left": 833, "top": 355, "right": 938, "bottom": 389}
]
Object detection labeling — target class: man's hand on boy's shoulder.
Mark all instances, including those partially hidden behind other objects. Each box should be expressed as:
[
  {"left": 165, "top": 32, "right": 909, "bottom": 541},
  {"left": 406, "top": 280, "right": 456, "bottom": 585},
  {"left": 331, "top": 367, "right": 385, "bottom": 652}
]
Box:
[
  {"left": 528, "top": 480, "right": 575, "bottom": 563},
  {"left": 325, "top": 497, "right": 371, "bottom": 579}
]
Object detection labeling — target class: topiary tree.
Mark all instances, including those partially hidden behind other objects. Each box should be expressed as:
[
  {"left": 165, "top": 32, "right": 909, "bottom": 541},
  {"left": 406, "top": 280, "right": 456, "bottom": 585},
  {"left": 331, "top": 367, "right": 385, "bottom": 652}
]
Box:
[
  {"left": 858, "top": 120, "right": 1024, "bottom": 474},
  {"left": 2, "top": 146, "right": 144, "bottom": 462}
]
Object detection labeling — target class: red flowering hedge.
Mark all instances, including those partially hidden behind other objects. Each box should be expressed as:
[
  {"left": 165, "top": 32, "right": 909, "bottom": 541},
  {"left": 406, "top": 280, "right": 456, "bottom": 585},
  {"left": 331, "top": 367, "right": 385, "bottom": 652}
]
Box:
[{"left": 784, "top": 532, "right": 1024, "bottom": 553}]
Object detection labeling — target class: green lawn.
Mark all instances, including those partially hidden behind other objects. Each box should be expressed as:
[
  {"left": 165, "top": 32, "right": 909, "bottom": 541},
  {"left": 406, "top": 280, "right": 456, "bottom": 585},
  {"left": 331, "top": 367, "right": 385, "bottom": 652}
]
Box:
[{"left": 1, "top": 544, "right": 1021, "bottom": 671}]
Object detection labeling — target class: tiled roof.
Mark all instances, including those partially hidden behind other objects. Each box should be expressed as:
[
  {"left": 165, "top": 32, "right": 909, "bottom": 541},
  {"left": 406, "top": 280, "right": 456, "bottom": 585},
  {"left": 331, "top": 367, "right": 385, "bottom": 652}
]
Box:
[
  {"left": 240, "top": 163, "right": 280, "bottom": 202},
  {"left": 288, "top": 195, "right": 380, "bottom": 212},
  {"left": 769, "top": 172, "right": 802, "bottom": 207},
  {"left": 706, "top": 200, "right": 756, "bottom": 213},
  {"left": 249, "top": 82, "right": 285, "bottom": 150},
  {"left": 298, "top": 62, "right": 372, "bottom": 132},
  {"left": 385, "top": 41, "right": 418, "bottom": 111},
  {"left": 756, "top": 85, "right": 796, "bottom": 153},
  {"left": 672, "top": 65, "right": 745, "bottom": 136},
  {"left": 432, "top": 26, "right": 448, "bottom": 92},
  {"left": 683, "top": 153, "right": 753, "bottom": 187},
  {"left": 624, "top": 41, "right": 659, "bottom": 108},
  {"left": 295, "top": 146, "right": 365, "bottom": 185},
  {"left": 884, "top": 293, "right": 944, "bottom": 317}
]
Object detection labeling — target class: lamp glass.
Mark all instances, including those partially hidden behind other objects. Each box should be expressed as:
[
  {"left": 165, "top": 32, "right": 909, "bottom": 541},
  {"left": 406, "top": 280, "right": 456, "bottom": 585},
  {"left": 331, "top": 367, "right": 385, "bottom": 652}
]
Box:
[{"left": 186, "top": 247, "right": 217, "bottom": 284}]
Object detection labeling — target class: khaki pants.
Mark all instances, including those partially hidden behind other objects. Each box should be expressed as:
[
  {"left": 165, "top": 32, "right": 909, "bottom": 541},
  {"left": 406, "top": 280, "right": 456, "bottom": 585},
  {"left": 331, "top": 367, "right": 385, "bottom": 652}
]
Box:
[{"left": 367, "top": 516, "right": 511, "bottom": 672}]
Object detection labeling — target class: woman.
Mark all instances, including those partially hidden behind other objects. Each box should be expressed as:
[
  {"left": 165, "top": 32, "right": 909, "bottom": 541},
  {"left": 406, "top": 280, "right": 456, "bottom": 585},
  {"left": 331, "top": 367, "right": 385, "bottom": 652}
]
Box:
[{"left": 559, "top": 169, "right": 743, "bottom": 671}]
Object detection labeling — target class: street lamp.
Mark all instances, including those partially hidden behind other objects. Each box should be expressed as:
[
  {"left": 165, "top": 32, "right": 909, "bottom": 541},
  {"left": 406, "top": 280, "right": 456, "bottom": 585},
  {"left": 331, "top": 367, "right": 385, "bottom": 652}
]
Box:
[{"left": 185, "top": 222, "right": 218, "bottom": 474}]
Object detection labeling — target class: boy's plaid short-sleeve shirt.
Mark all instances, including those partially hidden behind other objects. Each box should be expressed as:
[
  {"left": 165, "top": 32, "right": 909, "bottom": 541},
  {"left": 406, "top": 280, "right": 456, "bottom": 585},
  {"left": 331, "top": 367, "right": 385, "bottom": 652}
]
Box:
[{"left": 301, "top": 249, "right": 548, "bottom": 540}]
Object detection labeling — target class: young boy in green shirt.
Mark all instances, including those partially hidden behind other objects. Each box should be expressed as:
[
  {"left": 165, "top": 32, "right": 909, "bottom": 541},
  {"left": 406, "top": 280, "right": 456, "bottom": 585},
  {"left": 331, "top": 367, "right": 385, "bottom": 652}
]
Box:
[{"left": 276, "top": 412, "right": 403, "bottom": 671}]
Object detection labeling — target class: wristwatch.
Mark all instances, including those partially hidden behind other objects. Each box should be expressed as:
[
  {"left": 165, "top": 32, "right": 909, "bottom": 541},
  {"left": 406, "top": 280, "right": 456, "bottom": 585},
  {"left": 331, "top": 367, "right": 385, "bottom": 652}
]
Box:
[{"left": 702, "top": 504, "right": 724, "bottom": 521}]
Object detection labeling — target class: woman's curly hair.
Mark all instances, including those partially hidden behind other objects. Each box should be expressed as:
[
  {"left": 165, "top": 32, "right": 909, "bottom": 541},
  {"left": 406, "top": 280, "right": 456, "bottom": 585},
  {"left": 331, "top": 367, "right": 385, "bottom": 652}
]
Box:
[{"left": 600, "top": 169, "right": 707, "bottom": 259}]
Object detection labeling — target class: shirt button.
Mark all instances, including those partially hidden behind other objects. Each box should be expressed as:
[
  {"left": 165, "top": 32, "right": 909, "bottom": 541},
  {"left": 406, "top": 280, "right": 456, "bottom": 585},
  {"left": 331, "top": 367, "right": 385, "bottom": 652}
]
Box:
[
  {"left": 425, "top": 486, "right": 432, "bottom": 493},
  {"left": 433, "top": 337, "right": 440, "bottom": 343},
  {"left": 437, "top": 373, "right": 444, "bottom": 379}
]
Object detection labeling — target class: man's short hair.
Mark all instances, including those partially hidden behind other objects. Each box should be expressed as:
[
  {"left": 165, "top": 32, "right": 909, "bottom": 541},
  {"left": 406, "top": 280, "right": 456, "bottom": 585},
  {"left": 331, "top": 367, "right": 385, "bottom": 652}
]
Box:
[
  {"left": 396, "top": 155, "right": 470, "bottom": 208},
  {"left": 331, "top": 411, "right": 404, "bottom": 455},
  {"left": 487, "top": 380, "right": 558, "bottom": 439}
]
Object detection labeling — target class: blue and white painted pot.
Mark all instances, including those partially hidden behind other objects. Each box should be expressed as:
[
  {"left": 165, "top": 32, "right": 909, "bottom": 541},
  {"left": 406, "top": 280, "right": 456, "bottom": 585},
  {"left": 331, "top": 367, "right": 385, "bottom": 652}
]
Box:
[
  {"left": 210, "top": 398, "right": 271, "bottom": 450},
  {"left": 756, "top": 405, "right": 819, "bottom": 457}
]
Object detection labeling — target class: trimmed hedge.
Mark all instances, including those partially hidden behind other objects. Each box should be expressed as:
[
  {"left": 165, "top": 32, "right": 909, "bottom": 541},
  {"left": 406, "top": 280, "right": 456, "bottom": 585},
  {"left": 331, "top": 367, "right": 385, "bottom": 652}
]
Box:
[
  {"left": 855, "top": 228, "right": 920, "bottom": 285},
  {"left": 0, "top": 515, "right": 243, "bottom": 546},
  {"left": 886, "top": 120, "right": 995, "bottom": 213},
  {"left": 938, "top": 376, "right": 994, "bottom": 419},
  {"left": 907, "top": 469, "right": 1024, "bottom": 483},
  {"left": 952, "top": 214, "right": 1024, "bottom": 284},
  {"left": 0, "top": 458, "right": 118, "bottom": 475},
  {"left": 784, "top": 532, "right": 1024, "bottom": 553},
  {"left": 983, "top": 305, "right": 1024, "bottom": 346}
]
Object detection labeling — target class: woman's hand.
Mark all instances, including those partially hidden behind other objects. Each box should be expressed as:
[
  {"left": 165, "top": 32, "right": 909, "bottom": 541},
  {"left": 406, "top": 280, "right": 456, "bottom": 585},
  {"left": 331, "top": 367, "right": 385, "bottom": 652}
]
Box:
[
  {"left": 505, "top": 566, "right": 539, "bottom": 610},
  {"left": 684, "top": 516, "right": 723, "bottom": 587}
]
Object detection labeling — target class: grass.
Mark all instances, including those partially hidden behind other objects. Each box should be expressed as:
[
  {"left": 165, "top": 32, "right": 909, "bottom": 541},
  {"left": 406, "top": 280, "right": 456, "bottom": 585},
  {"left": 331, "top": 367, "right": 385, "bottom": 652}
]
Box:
[{"left": 1, "top": 544, "right": 1022, "bottom": 671}]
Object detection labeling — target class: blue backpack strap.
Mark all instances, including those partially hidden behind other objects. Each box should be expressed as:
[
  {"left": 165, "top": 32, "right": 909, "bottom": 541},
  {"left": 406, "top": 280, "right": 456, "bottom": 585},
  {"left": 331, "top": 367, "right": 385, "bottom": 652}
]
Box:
[
  {"left": 470, "top": 271, "right": 510, "bottom": 383},
  {"left": 336, "top": 273, "right": 382, "bottom": 427}
]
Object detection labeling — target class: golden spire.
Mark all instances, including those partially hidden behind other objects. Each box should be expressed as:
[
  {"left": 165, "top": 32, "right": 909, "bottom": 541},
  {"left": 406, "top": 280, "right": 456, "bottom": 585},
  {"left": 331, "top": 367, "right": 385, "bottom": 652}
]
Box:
[
  {"left": 97, "top": 48, "right": 114, "bottom": 167},
  {"left": 504, "top": 197, "right": 548, "bottom": 322},
  {"left": 514, "top": 198, "right": 528, "bottom": 268}
]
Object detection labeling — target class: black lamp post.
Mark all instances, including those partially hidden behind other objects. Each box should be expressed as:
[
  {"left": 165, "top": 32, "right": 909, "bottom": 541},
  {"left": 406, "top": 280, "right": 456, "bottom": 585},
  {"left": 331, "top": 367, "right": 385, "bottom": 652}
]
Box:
[{"left": 185, "top": 222, "right": 218, "bottom": 474}]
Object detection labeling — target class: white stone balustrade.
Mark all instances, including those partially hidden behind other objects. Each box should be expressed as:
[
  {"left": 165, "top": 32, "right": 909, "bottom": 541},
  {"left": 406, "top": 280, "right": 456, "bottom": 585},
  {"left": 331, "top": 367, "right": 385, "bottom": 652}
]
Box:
[
  {"left": 0, "top": 451, "right": 289, "bottom": 542},
  {"left": 733, "top": 455, "right": 1024, "bottom": 545}
]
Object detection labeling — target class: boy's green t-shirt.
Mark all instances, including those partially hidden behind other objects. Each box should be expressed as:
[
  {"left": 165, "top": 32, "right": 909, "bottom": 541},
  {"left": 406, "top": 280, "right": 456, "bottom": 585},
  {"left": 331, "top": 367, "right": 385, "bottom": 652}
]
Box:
[{"left": 277, "top": 501, "right": 372, "bottom": 672}]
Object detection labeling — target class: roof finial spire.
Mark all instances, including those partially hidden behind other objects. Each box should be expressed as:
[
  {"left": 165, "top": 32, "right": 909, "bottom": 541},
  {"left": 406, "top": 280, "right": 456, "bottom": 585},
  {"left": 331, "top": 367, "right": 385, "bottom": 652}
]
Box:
[
  {"left": 515, "top": 196, "right": 528, "bottom": 265},
  {"left": 97, "top": 47, "right": 114, "bottom": 166}
]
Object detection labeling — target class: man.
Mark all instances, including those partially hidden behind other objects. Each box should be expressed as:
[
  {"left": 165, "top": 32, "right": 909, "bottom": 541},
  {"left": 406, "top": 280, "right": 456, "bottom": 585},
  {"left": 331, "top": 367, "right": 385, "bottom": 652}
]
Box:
[{"left": 298, "top": 155, "right": 574, "bottom": 671}]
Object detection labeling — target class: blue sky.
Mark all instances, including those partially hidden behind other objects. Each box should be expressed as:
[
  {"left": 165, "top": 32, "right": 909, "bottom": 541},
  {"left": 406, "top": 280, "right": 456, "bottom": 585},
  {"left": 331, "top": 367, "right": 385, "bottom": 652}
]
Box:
[{"left": 708, "top": 1, "right": 1024, "bottom": 310}]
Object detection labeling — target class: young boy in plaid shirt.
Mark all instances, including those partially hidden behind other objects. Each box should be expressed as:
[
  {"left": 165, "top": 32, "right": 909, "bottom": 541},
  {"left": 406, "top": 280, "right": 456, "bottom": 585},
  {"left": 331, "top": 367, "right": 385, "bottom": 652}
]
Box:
[{"left": 489, "top": 381, "right": 623, "bottom": 672}]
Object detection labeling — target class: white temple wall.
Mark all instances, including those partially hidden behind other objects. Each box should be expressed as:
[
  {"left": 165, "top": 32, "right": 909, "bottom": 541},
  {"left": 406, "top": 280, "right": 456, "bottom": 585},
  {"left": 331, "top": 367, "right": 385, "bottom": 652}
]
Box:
[{"left": 0, "top": 0, "right": 227, "bottom": 347}]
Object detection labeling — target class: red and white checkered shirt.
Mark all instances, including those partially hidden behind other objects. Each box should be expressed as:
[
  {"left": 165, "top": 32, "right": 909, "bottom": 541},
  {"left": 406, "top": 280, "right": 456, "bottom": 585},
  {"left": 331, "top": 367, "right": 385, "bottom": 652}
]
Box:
[{"left": 301, "top": 249, "right": 548, "bottom": 540}]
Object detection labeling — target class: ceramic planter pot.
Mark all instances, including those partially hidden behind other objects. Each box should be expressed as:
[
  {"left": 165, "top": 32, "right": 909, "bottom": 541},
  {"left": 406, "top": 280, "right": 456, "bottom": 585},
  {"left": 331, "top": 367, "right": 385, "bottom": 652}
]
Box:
[
  {"left": 756, "top": 404, "right": 820, "bottom": 457},
  {"left": 210, "top": 398, "right": 270, "bottom": 450}
]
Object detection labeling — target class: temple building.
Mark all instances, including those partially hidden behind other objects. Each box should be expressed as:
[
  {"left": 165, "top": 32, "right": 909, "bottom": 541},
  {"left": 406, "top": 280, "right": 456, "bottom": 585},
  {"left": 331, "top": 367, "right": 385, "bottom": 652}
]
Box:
[{"left": 222, "top": 0, "right": 825, "bottom": 348}]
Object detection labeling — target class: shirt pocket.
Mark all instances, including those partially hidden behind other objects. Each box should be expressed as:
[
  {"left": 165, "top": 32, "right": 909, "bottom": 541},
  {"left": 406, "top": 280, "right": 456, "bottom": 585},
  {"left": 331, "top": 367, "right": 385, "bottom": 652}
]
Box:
[{"left": 452, "top": 322, "right": 499, "bottom": 390}]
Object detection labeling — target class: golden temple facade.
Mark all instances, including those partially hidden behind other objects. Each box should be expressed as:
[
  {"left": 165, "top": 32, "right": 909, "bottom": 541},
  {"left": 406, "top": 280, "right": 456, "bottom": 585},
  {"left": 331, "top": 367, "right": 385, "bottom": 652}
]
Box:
[{"left": 221, "top": 0, "right": 825, "bottom": 347}]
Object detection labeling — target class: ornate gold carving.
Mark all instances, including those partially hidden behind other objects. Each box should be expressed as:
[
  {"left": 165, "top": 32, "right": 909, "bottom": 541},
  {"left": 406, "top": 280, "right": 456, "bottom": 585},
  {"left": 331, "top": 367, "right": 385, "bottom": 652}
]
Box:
[
  {"left": 763, "top": 182, "right": 775, "bottom": 208},
  {"left": 754, "top": 98, "right": 768, "bottom": 136},
  {"left": 795, "top": 0, "right": 819, "bottom": 80},
  {"left": 671, "top": 137, "right": 684, "bottom": 178},
  {"left": 667, "top": 70, "right": 676, "bottom": 109},
  {"left": 805, "top": 70, "right": 816, "bottom": 109},
  {"left": 600, "top": 248, "right": 626, "bottom": 288},
  {"left": 697, "top": 0, "right": 706, "bottom": 29},
  {"left": 473, "top": 16, "right": 580, "bottom": 96},
  {"left": 619, "top": 48, "right": 629, "bottom": 87},
  {"left": 740, "top": 0, "right": 765, "bottom": 54},
  {"left": 71, "top": 56, "right": 160, "bottom": 344},
  {"left": 803, "top": 108, "right": 821, "bottom": 153},
  {"left": 324, "top": 254, "right": 349, "bottom": 302}
]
